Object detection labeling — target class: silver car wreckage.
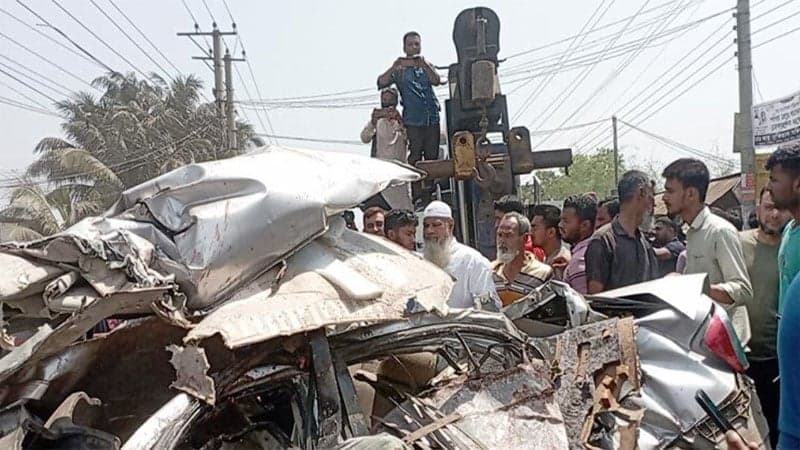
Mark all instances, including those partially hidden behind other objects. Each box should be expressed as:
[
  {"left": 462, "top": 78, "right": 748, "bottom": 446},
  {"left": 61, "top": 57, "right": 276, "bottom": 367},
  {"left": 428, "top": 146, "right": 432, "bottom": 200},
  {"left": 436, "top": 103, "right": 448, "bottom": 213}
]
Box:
[{"left": 0, "top": 147, "right": 770, "bottom": 449}]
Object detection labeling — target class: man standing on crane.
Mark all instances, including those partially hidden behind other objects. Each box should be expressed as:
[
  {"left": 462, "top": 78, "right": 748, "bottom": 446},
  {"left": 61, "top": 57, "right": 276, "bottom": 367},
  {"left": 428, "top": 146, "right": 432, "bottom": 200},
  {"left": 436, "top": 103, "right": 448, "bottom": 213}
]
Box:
[{"left": 378, "top": 31, "right": 442, "bottom": 202}]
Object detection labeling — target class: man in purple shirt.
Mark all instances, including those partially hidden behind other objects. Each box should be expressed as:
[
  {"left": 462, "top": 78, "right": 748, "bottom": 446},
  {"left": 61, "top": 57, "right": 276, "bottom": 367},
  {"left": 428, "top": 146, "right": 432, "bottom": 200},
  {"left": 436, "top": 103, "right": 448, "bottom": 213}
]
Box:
[{"left": 557, "top": 194, "right": 598, "bottom": 294}]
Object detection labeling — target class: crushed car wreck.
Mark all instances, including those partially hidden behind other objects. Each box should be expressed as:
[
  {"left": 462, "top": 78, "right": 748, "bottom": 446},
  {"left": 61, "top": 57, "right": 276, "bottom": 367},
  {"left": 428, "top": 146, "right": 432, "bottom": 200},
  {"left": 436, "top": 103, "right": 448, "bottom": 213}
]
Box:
[{"left": 0, "top": 147, "right": 770, "bottom": 449}]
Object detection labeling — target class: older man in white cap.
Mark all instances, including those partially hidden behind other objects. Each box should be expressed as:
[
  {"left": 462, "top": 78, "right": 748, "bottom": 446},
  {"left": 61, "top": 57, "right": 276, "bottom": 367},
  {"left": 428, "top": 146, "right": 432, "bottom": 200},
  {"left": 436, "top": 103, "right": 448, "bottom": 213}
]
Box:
[{"left": 422, "top": 200, "right": 500, "bottom": 310}]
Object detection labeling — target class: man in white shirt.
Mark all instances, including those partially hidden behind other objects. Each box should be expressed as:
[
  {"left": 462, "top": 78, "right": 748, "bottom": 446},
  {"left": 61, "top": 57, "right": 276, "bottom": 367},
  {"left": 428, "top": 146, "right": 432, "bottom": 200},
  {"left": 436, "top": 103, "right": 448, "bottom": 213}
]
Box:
[
  {"left": 422, "top": 200, "right": 500, "bottom": 310},
  {"left": 360, "top": 88, "right": 412, "bottom": 210}
]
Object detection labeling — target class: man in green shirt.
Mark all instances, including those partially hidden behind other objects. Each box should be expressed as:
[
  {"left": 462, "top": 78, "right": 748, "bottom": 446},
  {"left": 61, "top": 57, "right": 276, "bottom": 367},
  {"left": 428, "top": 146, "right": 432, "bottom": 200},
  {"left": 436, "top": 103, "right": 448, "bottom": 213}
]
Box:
[
  {"left": 765, "top": 144, "right": 800, "bottom": 313},
  {"left": 739, "top": 188, "right": 791, "bottom": 448}
]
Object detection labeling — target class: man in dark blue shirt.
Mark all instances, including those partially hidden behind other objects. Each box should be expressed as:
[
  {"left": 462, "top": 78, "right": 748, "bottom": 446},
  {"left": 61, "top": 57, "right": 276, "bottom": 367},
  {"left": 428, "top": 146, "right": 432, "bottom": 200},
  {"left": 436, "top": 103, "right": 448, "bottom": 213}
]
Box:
[{"left": 377, "top": 31, "right": 442, "bottom": 168}]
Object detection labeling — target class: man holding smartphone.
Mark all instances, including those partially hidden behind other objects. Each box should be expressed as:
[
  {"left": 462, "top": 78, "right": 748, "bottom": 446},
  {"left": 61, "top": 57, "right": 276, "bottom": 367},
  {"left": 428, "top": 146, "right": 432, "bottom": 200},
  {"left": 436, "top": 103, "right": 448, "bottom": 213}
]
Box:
[
  {"left": 377, "top": 31, "right": 442, "bottom": 181},
  {"left": 360, "top": 88, "right": 412, "bottom": 210}
]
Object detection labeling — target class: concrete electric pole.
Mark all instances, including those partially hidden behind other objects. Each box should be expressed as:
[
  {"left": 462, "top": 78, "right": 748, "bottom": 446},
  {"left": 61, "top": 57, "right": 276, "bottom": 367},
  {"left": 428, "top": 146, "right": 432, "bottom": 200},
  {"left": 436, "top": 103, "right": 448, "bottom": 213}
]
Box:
[
  {"left": 735, "top": 0, "right": 755, "bottom": 227},
  {"left": 177, "top": 24, "right": 243, "bottom": 153},
  {"left": 224, "top": 50, "right": 237, "bottom": 151}
]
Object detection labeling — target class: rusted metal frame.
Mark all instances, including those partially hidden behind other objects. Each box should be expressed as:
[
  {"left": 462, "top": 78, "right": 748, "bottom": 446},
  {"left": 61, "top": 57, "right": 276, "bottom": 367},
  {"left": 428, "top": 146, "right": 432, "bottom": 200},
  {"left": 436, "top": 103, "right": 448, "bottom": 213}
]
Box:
[
  {"left": 477, "top": 342, "right": 519, "bottom": 369},
  {"left": 407, "top": 396, "right": 489, "bottom": 450},
  {"left": 334, "top": 324, "right": 525, "bottom": 367},
  {"left": 330, "top": 351, "right": 368, "bottom": 439},
  {"left": 453, "top": 331, "right": 482, "bottom": 377},
  {"left": 308, "top": 329, "right": 342, "bottom": 448},
  {"left": 401, "top": 411, "right": 463, "bottom": 444},
  {"left": 384, "top": 396, "right": 454, "bottom": 449}
]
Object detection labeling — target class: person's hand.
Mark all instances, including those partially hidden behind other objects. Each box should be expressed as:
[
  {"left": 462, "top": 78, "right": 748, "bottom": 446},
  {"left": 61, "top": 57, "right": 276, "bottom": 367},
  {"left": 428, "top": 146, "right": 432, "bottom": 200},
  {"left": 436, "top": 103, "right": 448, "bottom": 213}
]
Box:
[
  {"left": 724, "top": 430, "right": 758, "bottom": 450},
  {"left": 371, "top": 108, "right": 383, "bottom": 125},
  {"left": 550, "top": 256, "right": 569, "bottom": 271},
  {"left": 385, "top": 108, "right": 402, "bottom": 122}
]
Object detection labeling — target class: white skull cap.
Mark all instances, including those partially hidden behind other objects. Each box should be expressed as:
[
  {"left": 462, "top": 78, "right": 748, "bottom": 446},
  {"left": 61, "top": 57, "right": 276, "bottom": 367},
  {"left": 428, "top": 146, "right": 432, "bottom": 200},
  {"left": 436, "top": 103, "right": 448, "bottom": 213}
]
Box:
[{"left": 423, "top": 200, "right": 452, "bottom": 219}]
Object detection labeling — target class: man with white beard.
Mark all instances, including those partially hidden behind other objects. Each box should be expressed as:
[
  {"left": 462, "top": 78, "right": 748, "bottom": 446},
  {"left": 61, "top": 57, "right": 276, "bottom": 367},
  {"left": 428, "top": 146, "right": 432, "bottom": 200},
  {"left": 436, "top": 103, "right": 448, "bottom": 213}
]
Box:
[
  {"left": 492, "top": 212, "right": 553, "bottom": 306},
  {"left": 422, "top": 201, "right": 500, "bottom": 310}
]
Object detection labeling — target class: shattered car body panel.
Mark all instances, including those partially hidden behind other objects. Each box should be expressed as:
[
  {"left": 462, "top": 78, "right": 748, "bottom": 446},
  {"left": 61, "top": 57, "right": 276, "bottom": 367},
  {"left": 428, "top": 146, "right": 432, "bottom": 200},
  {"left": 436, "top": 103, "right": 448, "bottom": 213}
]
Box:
[
  {"left": 185, "top": 221, "right": 451, "bottom": 349},
  {"left": 509, "top": 278, "right": 770, "bottom": 449}
]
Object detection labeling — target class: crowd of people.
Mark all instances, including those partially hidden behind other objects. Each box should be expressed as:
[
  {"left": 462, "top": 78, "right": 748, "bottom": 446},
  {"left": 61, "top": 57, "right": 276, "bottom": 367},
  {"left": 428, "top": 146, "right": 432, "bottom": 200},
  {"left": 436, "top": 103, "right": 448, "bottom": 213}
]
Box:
[
  {"left": 361, "top": 28, "right": 800, "bottom": 449},
  {"left": 350, "top": 145, "right": 800, "bottom": 450}
]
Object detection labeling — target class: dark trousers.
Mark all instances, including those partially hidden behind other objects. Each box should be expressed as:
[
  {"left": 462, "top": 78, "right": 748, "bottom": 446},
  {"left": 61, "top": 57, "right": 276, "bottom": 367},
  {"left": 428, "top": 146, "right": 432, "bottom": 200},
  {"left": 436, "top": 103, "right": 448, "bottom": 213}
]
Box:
[
  {"left": 748, "top": 358, "right": 780, "bottom": 449},
  {"left": 406, "top": 125, "right": 440, "bottom": 166},
  {"left": 406, "top": 125, "right": 440, "bottom": 205}
]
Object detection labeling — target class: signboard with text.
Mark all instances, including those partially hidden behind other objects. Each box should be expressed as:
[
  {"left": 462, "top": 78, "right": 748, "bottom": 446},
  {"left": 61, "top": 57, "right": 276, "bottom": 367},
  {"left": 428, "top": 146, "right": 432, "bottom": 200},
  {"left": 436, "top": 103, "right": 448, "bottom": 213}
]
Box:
[{"left": 753, "top": 89, "right": 800, "bottom": 146}]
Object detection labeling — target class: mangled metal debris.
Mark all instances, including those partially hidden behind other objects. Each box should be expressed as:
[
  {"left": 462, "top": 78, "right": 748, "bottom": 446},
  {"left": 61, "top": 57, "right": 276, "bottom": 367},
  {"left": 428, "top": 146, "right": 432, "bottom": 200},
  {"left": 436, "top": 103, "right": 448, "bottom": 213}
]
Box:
[
  {"left": 532, "top": 317, "right": 641, "bottom": 450},
  {"left": 168, "top": 344, "right": 216, "bottom": 405},
  {"left": 0, "top": 148, "right": 771, "bottom": 449},
  {"left": 377, "top": 361, "right": 569, "bottom": 449}
]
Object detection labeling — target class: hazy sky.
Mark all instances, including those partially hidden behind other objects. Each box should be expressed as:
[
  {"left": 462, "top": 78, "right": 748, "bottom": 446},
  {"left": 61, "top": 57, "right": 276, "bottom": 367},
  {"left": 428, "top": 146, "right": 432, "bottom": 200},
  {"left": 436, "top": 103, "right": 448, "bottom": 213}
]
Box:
[{"left": 2, "top": 0, "right": 799, "bottom": 181}]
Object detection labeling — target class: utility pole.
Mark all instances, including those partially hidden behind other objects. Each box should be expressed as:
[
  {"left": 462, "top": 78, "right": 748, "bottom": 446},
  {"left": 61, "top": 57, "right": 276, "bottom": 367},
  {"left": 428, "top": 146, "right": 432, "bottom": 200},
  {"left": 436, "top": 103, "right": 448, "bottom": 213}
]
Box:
[
  {"left": 612, "top": 115, "right": 619, "bottom": 190},
  {"left": 177, "top": 25, "right": 241, "bottom": 151},
  {"left": 735, "top": 0, "right": 755, "bottom": 227},
  {"left": 224, "top": 50, "right": 240, "bottom": 151}
]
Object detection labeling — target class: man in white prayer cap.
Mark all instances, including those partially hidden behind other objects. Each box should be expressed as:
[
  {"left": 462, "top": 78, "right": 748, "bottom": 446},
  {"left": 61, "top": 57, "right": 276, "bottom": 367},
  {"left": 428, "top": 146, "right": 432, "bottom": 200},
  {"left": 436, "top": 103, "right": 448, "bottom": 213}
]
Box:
[{"left": 422, "top": 200, "right": 501, "bottom": 310}]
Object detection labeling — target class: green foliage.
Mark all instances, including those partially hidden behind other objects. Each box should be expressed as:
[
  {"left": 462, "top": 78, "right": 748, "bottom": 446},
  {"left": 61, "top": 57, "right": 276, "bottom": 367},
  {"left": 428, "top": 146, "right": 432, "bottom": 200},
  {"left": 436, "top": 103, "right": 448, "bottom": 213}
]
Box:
[
  {"left": 522, "top": 148, "right": 625, "bottom": 201},
  {"left": 2, "top": 71, "right": 258, "bottom": 240}
]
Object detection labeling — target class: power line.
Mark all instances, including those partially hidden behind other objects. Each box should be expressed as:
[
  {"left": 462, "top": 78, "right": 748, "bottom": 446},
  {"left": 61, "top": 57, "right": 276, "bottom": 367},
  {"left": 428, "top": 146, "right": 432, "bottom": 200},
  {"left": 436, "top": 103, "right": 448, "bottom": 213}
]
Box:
[
  {"left": 254, "top": 133, "right": 363, "bottom": 146},
  {"left": 504, "top": 0, "right": 690, "bottom": 60},
  {"left": 233, "top": 63, "right": 271, "bottom": 142},
  {"left": 502, "top": 2, "right": 727, "bottom": 76},
  {"left": 625, "top": 10, "right": 800, "bottom": 128},
  {"left": 0, "top": 58, "right": 72, "bottom": 98},
  {"left": 528, "top": 119, "right": 611, "bottom": 136},
  {"left": 0, "top": 79, "right": 52, "bottom": 110},
  {"left": 752, "top": 69, "right": 764, "bottom": 103},
  {"left": 576, "top": 0, "right": 795, "bottom": 150},
  {"left": 0, "top": 31, "right": 94, "bottom": 89},
  {"left": 526, "top": 0, "right": 648, "bottom": 134},
  {"left": 180, "top": 0, "right": 213, "bottom": 51},
  {"left": 618, "top": 118, "right": 732, "bottom": 163},
  {"left": 0, "top": 122, "right": 216, "bottom": 189},
  {"left": 0, "top": 95, "right": 62, "bottom": 117},
  {"left": 512, "top": 0, "right": 616, "bottom": 123},
  {"left": 0, "top": 67, "right": 57, "bottom": 103},
  {"left": 201, "top": 0, "right": 218, "bottom": 24},
  {"left": 0, "top": 5, "right": 96, "bottom": 67},
  {"left": 752, "top": 7, "right": 800, "bottom": 35},
  {"left": 242, "top": 50, "right": 278, "bottom": 141},
  {"left": 16, "top": 0, "right": 118, "bottom": 75},
  {"left": 49, "top": 0, "right": 151, "bottom": 79},
  {"left": 502, "top": 13, "right": 719, "bottom": 80},
  {"left": 569, "top": 0, "right": 706, "bottom": 152},
  {"left": 105, "top": 0, "right": 183, "bottom": 75},
  {"left": 754, "top": 23, "right": 800, "bottom": 49},
  {"left": 577, "top": 22, "right": 734, "bottom": 151},
  {"left": 88, "top": 0, "right": 172, "bottom": 77},
  {"left": 534, "top": 0, "right": 686, "bottom": 150}
]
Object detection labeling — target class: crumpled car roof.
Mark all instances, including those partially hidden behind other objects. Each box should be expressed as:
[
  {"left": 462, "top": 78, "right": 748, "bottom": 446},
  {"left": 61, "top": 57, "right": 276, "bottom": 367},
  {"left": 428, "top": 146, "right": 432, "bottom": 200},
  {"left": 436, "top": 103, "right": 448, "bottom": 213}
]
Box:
[{"left": 1, "top": 146, "right": 423, "bottom": 314}]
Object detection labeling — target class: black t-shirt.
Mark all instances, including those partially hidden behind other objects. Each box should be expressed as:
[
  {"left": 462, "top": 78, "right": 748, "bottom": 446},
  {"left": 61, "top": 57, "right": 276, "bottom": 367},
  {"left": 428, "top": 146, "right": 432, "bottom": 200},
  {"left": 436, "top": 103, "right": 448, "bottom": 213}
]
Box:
[
  {"left": 586, "top": 218, "right": 658, "bottom": 291},
  {"left": 654, "top": 238, "right": 686, "bottom": 278}
]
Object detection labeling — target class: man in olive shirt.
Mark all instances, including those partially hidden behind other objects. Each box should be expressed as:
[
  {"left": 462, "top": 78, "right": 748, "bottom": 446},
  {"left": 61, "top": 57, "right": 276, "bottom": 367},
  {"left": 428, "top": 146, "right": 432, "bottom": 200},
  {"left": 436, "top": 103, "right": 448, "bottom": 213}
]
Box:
[
  {"left": 739, "top": 189, "right": 791, "bottom": 448},
  {"left": 662, "top": 159, "right": 753, "bottom": 304}
]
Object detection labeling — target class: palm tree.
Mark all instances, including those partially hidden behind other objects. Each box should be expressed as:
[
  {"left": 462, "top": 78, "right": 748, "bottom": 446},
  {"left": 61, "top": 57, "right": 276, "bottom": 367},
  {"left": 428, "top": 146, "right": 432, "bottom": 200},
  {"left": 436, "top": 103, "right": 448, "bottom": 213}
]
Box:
[{"left": 2, "top": 71, "right": 258, "bottom": 239}]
